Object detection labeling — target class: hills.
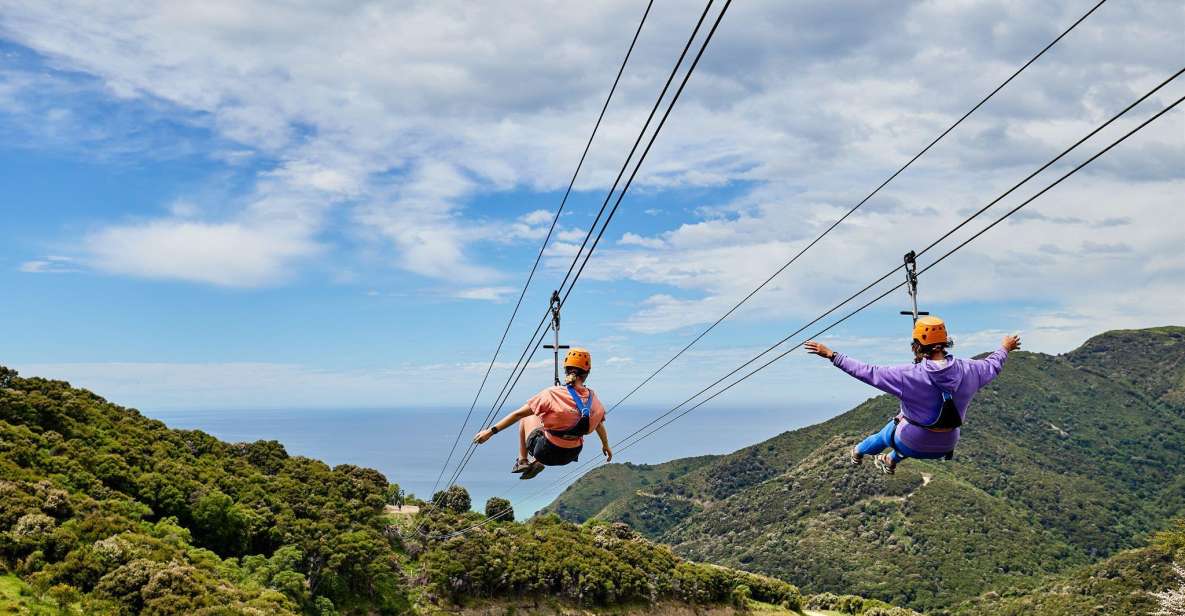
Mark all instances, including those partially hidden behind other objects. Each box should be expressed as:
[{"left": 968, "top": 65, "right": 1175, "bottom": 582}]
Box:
[
  {"left": 0, "top": 364, "right": 836, "bottom": 615},
  {"left": 962, "top": 518, "right": 1184, "bottom": 615},
  {"left": 544, "top": 326, "right": 1185, "bottom": 613}
]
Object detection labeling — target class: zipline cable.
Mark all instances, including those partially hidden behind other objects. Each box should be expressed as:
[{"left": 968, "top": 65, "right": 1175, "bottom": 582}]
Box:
[
  {"left": 421, "top": 80, "right": 1183, "bottom": 542},
  {"left": 612, "top": 91, "right": 1184, "bottom": 457},
  {"left": 605, "top": 0, "right": 1109, "bottom": 415},
  {"left": 459, "top": 0, "right": 737, "bottom": 481},
  {"left": 436, "top": 0, "right": 721, "bottom": 496},
  {"left": 426, "top": 0, "right": 733, "bottom": 519},
  {"left": 474, "top": 0, "right": 725, "bottom": 434},
  {"left": 427, "top": 0, "right": 657, "bottom": 501},
  {"left": 538, "top": 71, "right": 1184, "bottom": 493},
  {"left": 469, "top": 0, "right": 738, "bottom": 447}
]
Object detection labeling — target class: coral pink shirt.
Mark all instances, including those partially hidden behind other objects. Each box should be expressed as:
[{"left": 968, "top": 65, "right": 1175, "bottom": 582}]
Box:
[{"left": 526, "top": 385, "right": 606, "bottom": 448}]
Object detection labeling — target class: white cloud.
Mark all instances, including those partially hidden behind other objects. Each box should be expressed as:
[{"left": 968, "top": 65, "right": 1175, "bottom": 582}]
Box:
[
  {"left": 85, "top": 219, "right": 321, "bottom": 287},
  {"left": 0, "top": 0, "right": 1181, "bottom": 352},
  {"left": 619, "top": 232, "right": 665, "bottom": 249},
  {"left": 454, "top": 286, "right": 517, "bottom": 302},
  {"left": 18, "top": 255, "right": 79, "bottom": 273},
  {"left": 520, "top": 210, "right": 553, "bottom": 226}
]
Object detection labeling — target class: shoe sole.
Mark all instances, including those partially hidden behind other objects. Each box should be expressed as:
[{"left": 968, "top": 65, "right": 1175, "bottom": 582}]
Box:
[
  {"left": 520, "top": 462, "right": 546, "bottom": 480},
  {"left": 874, "top": 457, "right": 895, "bottom": 475}
]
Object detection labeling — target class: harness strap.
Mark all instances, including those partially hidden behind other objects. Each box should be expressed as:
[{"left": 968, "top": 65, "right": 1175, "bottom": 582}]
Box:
[
  {"left": 547, "top": 386, "right": 593, "bottom": 440},
  {"left": 566, "top": 385, "right": 591, "bottom": 418}
]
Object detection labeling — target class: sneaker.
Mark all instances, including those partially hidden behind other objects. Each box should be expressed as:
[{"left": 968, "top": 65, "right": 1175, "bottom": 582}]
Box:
[
  {"left": 519, "top": 460, "right": 546, "bottom": 480},
  {"left": 850, "top": 447, "right": 864, "bottom": 466},
  {"left": 874, "top": 454, "right": 896, "bottom": 475},
  {"left": 511, "top": 459, "right": 532, "bottom": 474}
]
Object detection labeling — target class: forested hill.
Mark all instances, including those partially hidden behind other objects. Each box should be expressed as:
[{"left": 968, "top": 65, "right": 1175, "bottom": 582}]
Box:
[
  {"left": 0, "top": 364, "right": 844, "bottom": 615},
  {"left": 544, "top": 326, "right": 1185, "bottom": 613}
]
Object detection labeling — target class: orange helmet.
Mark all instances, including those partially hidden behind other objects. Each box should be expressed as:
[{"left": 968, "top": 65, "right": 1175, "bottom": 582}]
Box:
[
  {"left": 912, "top": 316, "right": 949, "bottom": 345},
  {"left": 564, "top": 348, "right": 592, "bottom": 372}
]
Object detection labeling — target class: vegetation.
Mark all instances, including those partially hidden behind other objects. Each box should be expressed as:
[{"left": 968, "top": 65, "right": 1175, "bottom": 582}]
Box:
[
  {"left": 1, "top": 573, "right": 72, "bottom": 614},
  {"left": 483, "top": 497, "right": 513, "bottom": 521},
  {"left": 806, "top": 592, "right": 923, "bottom": 615},
  {"left": 409, "top": 513, "right": 802, "bottom": 610},
  {"left": 0, "top": 365, "right": 832, "bottom": 614},
  {"left": 430, "top": 486, "right": 471, "bottom": 514},
  {"left": 961, "top": 517, "right": 1185, "bottom": 615},
  {"left": 0, "top": 366, "right": 406, "bottom": 614},
  {"left": 547, "top": 326, "right": 1185, "bottom": 613}
]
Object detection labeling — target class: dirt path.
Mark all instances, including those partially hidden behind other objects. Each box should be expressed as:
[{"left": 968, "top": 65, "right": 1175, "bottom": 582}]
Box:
[
  {"left": 384, "top": 504, "right": 420, "bottom": 516},
  {"left": 636, "top": 490, "right": 709, "bottom": 507}
]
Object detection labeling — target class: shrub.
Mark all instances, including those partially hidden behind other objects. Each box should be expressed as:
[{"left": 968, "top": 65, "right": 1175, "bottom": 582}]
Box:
[
  {"left": 432, "top": 486, "right": 472, "bottom": 514},
  {"left": 484, "top": 497, "right": 514, "bottom": 521},
  {"left": 731, "top": 583, "right": 751, "bottom": 608}
]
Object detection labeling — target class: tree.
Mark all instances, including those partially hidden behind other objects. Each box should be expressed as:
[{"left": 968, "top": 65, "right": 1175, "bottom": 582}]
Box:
[
  {"left": 48, "top": 583, "right": 81, "bottom": 615},
  {"left": 0, "top": 366, "right": 16, "bottom": 388},
  {"left": 432, "top": 486, "right": 471, "bottom": 514},
  {"left": 386, "top": 484, "right": 404, "bottom": 508},
  {"left": 484, "top": 497, "right": 514, "bottom": 521}
]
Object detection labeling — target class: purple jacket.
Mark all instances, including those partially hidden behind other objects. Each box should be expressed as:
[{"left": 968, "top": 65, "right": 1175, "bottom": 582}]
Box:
[{"left": 831, "top": 347, "right": 1009, "bottom": 453}]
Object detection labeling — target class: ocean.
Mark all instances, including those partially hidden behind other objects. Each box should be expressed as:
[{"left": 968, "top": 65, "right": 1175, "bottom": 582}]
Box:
[{"left": 148, "top": 402, "right": 844, "bottom": 519}]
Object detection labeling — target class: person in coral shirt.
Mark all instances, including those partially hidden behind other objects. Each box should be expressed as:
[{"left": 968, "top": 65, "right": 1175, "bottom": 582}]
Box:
[{"left": 473, "top": 348, "right": 611, "bottom": 480}]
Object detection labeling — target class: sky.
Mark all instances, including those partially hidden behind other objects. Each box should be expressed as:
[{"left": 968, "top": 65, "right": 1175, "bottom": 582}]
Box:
[{"left": 1, "top": 0, "right": 1183, "bottom": 418}]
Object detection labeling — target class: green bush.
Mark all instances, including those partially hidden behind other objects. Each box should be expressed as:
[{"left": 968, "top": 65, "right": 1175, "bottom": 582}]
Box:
[
  {"left": 432, "top": 485, "right": 472, "bottom": 514},
  {"left": 730, "top": 583, "right": 751, "bottom": 607},
  {"left": 484, "top": 497, "right": 514, "bottom": 521}
]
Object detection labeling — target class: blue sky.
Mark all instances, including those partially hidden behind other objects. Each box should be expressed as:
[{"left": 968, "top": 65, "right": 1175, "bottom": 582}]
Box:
[{"left": 2, "top": 0, "right": 1182, "bottom": 415}]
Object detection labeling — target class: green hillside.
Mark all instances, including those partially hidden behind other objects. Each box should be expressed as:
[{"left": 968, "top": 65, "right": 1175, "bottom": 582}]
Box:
[
  {"left": 545, "top": 326, "right": 1185, "bottom": 612},
  {"left": 0, "top": 365, "right": 846, "bottom": 615},
  {"left": 959, "top": 518, "right": 1185, "bottom": 615}
]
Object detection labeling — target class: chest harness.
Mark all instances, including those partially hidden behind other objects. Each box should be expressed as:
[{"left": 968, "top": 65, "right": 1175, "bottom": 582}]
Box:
[{"left": 546, "top": 385, "right": 593, "bottom": 441}]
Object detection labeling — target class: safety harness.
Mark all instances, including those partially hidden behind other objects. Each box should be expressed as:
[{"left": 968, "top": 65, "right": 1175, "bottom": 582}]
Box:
[
  {"left": 547, "top": 385, "right": 593, "bottom": 441},
  {"left": 890, "top": 382, "right": 961, "bottom": 461}
]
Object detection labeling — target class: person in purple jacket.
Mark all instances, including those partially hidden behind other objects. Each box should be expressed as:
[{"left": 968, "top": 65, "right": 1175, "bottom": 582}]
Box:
[{"left": 804, "top": 316, "right": 1021, "bottom": 474}]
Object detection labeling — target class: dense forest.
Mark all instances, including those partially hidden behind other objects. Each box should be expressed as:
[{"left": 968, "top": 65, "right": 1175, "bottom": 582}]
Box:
[
  {"left": 0, "top": 364, "right": 834, "bottom": 615},
  {"left": 546, "top": 326, "right": 1185, "bottom": 613}
]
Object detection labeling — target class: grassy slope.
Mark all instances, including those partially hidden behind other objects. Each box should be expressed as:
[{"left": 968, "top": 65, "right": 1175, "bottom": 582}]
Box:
[
  {"left": 546, "top": 326, "right": 1185, "bottom": 612},
  {"left": 0, "top": 574, "right": 67, "bottom": 615},
  {"left": 545, "top": 455, "right": 718, "bottom": 522},
  {"left": 957, "top": 519, "right": 1185, "bottom": 615}
]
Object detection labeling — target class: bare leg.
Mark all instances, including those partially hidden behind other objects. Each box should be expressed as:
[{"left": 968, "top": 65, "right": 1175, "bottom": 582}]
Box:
[{"left": 518, "top": 420, "right": 529, "bottom": 461}]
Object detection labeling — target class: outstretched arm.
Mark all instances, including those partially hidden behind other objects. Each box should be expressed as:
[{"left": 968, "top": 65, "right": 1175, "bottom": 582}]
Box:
[
  {"left": 804, "top": 340, "right": 908, "bottom": 397},
  {"left": 473, "top": 404, "right": 533, "bottom": 444},
  {"left": 595, "top": 424, "right": 612, "bottom": 462},
  {"left": 971, "top": 334, "right": 1020, "bottom": 385}
]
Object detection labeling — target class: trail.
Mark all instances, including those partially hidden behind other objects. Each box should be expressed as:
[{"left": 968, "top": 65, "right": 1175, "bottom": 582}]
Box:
[
  {"left": 384, "top": 504, "right": 420, "bottom": 516},
  {"left": 636, "top": 490, "right": 709, "bottom": 507}
]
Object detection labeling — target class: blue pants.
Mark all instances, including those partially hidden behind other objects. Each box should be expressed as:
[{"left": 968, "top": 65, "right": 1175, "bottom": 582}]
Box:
[{"left": 857, "top": 420, "right": 950, "bottom": 463}]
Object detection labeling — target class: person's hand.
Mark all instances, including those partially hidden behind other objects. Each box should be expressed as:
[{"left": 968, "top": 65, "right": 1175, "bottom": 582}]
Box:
[
  {"left": 473, "top": 428, "right": 494, "bottom": 445},
  {"left": 602, "top": 445, "right": 613, "bottom": 462},
  {"left": 804, "top": 341, "right": 835, "bottom": 360},
  {"left": 1002, "top": 334, "right": 1022, "bottom": 352}
]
